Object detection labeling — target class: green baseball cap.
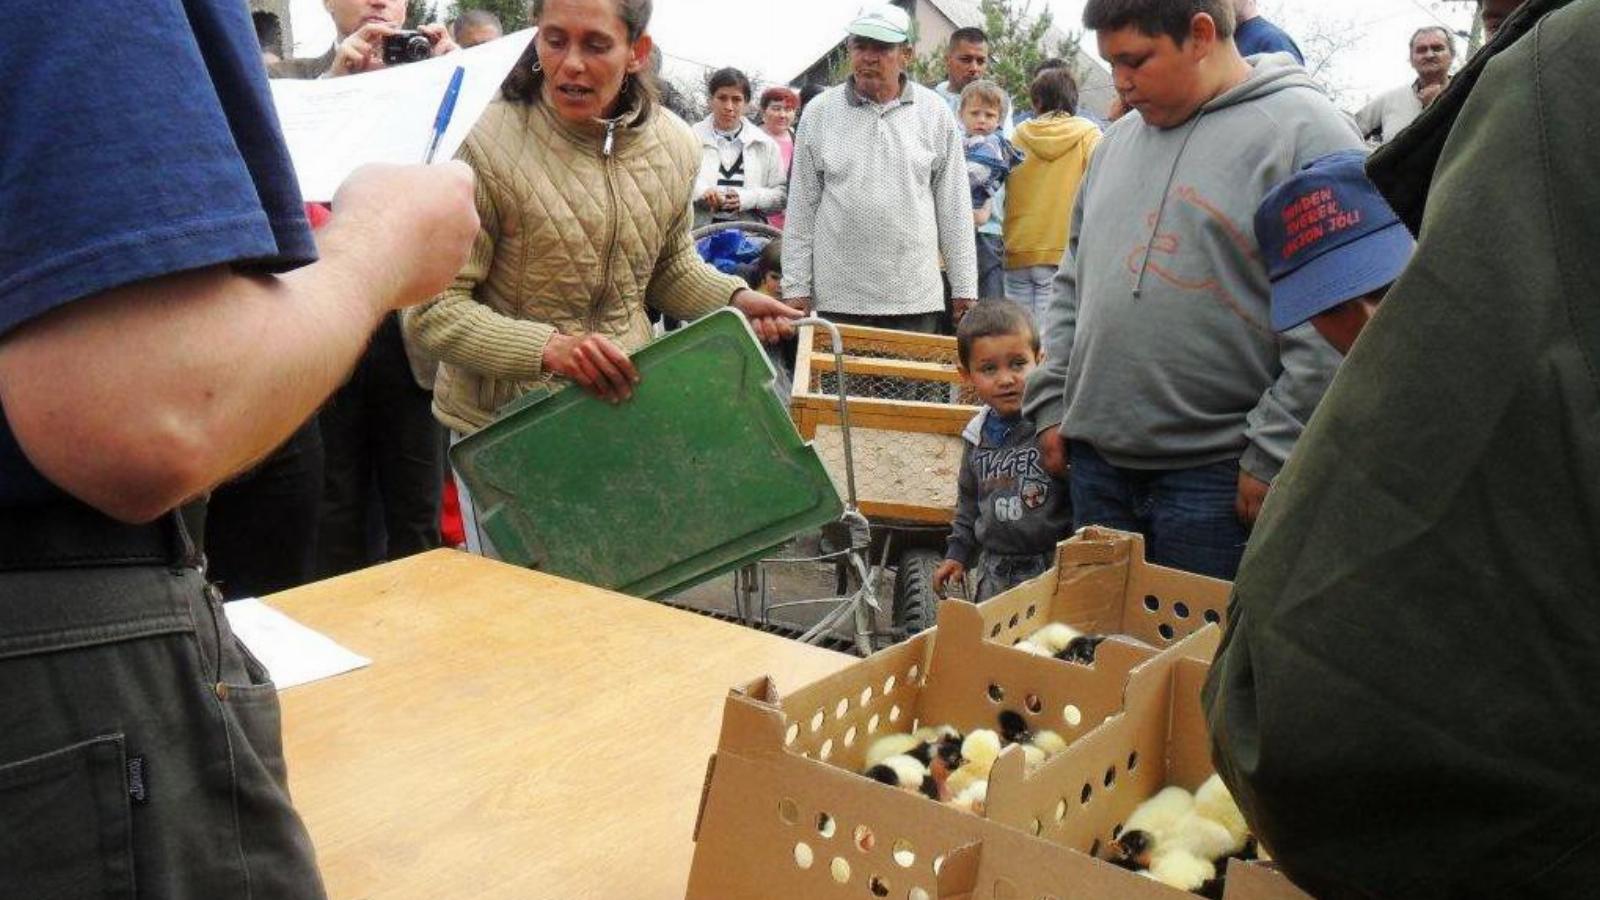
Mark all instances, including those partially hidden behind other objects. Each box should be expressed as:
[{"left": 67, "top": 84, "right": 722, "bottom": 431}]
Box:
[{"left": 847, "top": 2, "right": 912, "bottom": 44}]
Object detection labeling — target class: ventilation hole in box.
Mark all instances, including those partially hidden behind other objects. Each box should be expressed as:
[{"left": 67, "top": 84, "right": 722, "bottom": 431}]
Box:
[
  {"left": 1025, "top": 693, "right": 1043, "bottom": 715},
  {"left": 1063, "top": 704, "right": 1083, "bottom": 727},
  {"left": 884, "top": 675, "right": 898, "bottom": 694},
  {"left": 1158, "top": 623, "right": 1176, "bottom": 641},
  {"left": 1008, "top": 613, "right": 1020, "bottom": 629},
  {"left": 854, "top": 825, "right": 876, "bottom": 853},
  {"left": 910, "top": 718, "right": 922, "bottom": 734},
  {"left": 868, "top": 714, "right": 881, "bottom": 734},
  {"left": 1088, "top": 839, "right": 1102, "bottom": 858},
  {"left": 1173, "top": 601, "right": 1190, "bottom": 619},
  {"left": 1029, "top": 818, "right": 1042, "bottom": 836},
  {"left": 1080, "top": 783, "right": 1093, "bottom": 804},
  {"left": 786, "top": 723, "right": 800, "bottom": 745},
  {"left": 811, "top": 710, "right": 826, "bottom": 733},
  {"left": 932, "top": 855, "right": 946, "bottom": 875},
  {"left": 794, "top": 842, "right": 814, "bottom": 869},
  {"left": 817, "top": 812, "right": 837, "bottom": 839},
  {"left": 1054, "top": 799, "right": 1067, "bottom": 823},
  {"left": 831, "top": 857, "right": 852, "bottom": 884},
  {"left": 1204, "top": 608, "right": 1222, "bottom": 625},
  {"left": 987, "top": 683, "right": 1005, "bottom": 703},
  {"left": 888, "top": 705, "right": 902, "bottom": 724},
  {"left": 892, "top": 839, "right": 916, "bottom": 868},
  {"left": 844, "top": 725, "right": 859, "bottom": 747},
  {"left": 1011, "top": 637, "right": 1023, "bottom": 646},
  {"left": 1026, "top": 604, "right": 1037, "bottom": 620},
  {"left": 1127, "top": 751, "right": 1139, "bottom": 771},
  {"left": 836, "top": 698, "right": 850, "bottom": 719},
  {"left": 779, "top": 798, "right": 800, "bottom": 826},
  {"left": 993, "top": 877, "right": 1020, "bottom": 900},
  {"left": 861, "top": 686, "right": 875, "bottom": 706},
  {"left": 1104, "top": 766, "right": 1116, "bottom": 788},
  {"left": 1143, "top": 594, "right": 1160, "bottom": 613},
  {"left": 820, "top": 739, "right": 834, "bottom": 761},
  {"left": 908, "top": 664, "right": 921, "bottom": 682},
  {"left": 909, "top": 889, "right": 931, "bottom": 900},
  {"left": 870, "top": 875, "right": 891, "bottom": 897},
  {"left": 1112, "top": 823, "right": 1123, "bottom": 839},
  {"left": 990, "top": 623, "right": 1002, "bottom": 638}
]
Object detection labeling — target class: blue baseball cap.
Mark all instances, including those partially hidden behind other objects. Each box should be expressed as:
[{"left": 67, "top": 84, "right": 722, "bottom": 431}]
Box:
[{"left": 1255, "top": 150, "right": 1416, "bottom": 332}]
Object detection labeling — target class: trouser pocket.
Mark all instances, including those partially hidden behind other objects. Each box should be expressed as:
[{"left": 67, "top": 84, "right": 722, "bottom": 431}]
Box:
[{"left": 0, "top": 733, "right": 136, "bottom": 899}]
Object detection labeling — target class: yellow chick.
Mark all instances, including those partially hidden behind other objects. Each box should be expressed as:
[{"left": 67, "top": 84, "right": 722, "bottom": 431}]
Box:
[
  {"left": 1147, "top": 848, "right": 1216, "bottom": 891},
  {"left": 1124, "top": 786, "right": 1194, "bottom": 839},
  {"left": 1194, "top": 773, "right": 1250, "bottom": 847},
  {"left": 1032, "top": 730, "right": 1068, "bottom": 757},
  {"left": 960, "top": 728, "right": 1003, "bottom": 773},
  {"left": 948, "top": 780, "right": 988, "bottom": 816},
  {"left": 1167, "top": 810, "right": 1240, "bottom": 861},
  {"left": 1029, "top": 622, "right": 1083, "bottom": 655}
]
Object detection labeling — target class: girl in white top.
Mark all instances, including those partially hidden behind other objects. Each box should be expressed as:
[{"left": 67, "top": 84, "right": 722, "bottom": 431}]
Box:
[{"left": 691, "top": 67, "right": 787, "bottom": 227}]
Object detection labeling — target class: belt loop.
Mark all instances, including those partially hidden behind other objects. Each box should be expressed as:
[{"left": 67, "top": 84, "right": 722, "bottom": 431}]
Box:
[{"left": 169, "top": 502, "right": 207, "bottom": 573}]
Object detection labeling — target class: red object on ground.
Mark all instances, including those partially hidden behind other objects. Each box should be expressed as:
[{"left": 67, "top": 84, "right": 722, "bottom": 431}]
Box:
[{"left": 440, "top": 473, "right": 466, "bottom": 549}]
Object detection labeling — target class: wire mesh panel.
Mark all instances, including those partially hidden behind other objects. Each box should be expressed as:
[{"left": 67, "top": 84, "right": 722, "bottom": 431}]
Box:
[{"left": 804, "top": 329, "right": 981, "bottom": 407}]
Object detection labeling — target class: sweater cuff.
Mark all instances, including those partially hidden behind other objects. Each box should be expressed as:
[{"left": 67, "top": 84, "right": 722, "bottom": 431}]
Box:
[
  {"left": 1239, "top": 443, "right": 1283, "bottom": 483},
  {"left": 946, "top": 540, "right": 975, "bottom": 567}
]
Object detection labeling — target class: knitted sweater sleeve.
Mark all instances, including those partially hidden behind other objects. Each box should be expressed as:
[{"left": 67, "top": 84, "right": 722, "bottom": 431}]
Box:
[
  {"left": 405, "top": 138, "right": 556, "bottom": 380},
  {"left": 646, "top": 194, "right": 746, "bottom": 322}
]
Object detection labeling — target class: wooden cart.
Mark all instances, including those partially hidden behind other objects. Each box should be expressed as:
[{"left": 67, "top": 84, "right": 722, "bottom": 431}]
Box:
[{"left": 785, "top": 322, "right": 983, "bottom": 636}]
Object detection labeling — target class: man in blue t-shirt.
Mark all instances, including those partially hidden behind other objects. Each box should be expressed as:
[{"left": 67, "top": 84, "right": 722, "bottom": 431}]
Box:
[
  {"left": 1232, "top": 0, "right": 1305, "bottom": 64},
  {"left": 0, "top": 0, "right": 477, "bottom": 894}
]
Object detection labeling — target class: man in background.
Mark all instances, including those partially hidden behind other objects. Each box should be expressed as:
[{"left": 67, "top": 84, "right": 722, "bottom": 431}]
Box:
[
  {"left": 783, "top": 2, "right": 977, "bottom": 334},
  {"left": 271, "top": 0, "right": 457, "bottom": 79},
  {"left": 1356, "top": 26, "right": 1456, "bottom": 144},
  {"left": 452, "top": 9, "right": 503, "bottom": 48}
]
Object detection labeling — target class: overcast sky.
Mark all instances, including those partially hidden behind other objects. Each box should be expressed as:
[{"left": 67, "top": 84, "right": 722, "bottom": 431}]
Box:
[
  {"left": 1044, "top": 0, "right": 1479, "bottom": 108},
  {"left": 289, "top": 0, "right": 1479, "bottom": 109}
]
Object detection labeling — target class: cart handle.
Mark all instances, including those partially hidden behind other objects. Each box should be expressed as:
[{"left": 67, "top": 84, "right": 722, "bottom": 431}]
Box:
[{"left": 794, "top": 317, "right": 859, "bottom": 510}]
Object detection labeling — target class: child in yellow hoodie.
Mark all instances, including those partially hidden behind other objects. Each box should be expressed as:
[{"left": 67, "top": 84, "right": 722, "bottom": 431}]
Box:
[{"left": 1002, "top": 68, "right": 1103, "bottom": 333}]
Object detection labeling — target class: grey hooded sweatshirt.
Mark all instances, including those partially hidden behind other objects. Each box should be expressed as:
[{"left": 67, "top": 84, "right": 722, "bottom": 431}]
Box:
[{"left": 1024, "top": 55, "right": 1362, "bottom": 481}]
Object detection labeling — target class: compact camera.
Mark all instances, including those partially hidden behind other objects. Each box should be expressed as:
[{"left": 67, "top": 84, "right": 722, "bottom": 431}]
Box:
[{"left": 382, "top": 31, "right": 434, "bottom": 65}]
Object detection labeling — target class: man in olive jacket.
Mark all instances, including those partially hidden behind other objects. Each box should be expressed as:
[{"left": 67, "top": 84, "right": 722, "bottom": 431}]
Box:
[{"left": 1204, "top": 1, "right": 1599, "bottom": 895}]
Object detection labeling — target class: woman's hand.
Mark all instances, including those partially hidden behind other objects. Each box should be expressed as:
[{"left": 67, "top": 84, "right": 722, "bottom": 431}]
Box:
[
  {"left": 541, "top": 332, "right": 640, "bottom": 403},
  {"left": 700, "top": 189, "right": 723, "bottom": 210},
  {"left": 731, "top": 290, "right": 802, "bottom": 343}
]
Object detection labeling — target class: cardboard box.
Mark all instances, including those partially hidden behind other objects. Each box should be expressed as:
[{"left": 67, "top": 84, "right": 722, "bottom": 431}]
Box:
[
  {"left": 977, "top": 528, "right": 1235, "bottom": 651},
  {"left": 686, "top": 599, "right": 1219, "bottom": 899}
]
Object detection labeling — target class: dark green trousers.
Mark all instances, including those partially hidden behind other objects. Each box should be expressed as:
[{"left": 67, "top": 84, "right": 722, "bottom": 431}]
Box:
[{"left": 0, "top": 564, "right": 325, "bottom": 898}]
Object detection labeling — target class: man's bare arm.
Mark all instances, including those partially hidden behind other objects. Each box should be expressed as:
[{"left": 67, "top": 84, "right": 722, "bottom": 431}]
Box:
[{"left": 0, "top": 163, "right": 478, "bottom": 522}]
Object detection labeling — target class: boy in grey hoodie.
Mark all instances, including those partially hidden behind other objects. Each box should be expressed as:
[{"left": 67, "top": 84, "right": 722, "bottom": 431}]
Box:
[
  {"left": 1023, "top": 0, "right": 1361, "bottom": 579},
  {"left": 935, "top": 302, "right": 1073, "bottom": 602}
]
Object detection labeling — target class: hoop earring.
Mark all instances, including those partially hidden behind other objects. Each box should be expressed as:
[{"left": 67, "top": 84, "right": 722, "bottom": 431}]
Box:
[{"left": 529, "top": 58, "right": 543, "bottom": 74}]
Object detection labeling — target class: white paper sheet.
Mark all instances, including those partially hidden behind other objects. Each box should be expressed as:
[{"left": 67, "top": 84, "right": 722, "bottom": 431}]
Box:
[
  {"left": 224, "top": 598, "right": 372, "bottom": 690},
  {"left": 271, "top": 30, "right": 533, "bottom": 202}
]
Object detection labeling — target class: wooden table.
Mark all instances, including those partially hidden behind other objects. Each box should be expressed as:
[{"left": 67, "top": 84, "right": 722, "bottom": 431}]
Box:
[{"left": 271, "top": 550, "right": 853, "bottom": 899}]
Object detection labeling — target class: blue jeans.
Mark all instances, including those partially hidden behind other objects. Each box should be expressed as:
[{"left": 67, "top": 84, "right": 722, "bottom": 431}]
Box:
[
  {"left": 1068, "top": 441, "right": 1249, "bottom": 580},
  {"left": 975, "top": 231, "right": 1006, "bottom": 300}
]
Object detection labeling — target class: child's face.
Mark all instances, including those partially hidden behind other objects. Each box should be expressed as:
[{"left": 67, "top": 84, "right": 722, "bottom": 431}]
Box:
[
  {"left": 960, "top": 332, "right": 1038, "bottom": 417},
  {"left": 758, "top": 270, "right": 782, "bottom": 298},
  {"left": 960, "top": 100, "right": 1002, "bottom": 136}
]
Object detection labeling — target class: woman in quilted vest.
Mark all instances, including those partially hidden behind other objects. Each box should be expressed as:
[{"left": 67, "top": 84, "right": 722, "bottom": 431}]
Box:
[{"left": 404, "top": 0, "right": 799, "bottom": 437}]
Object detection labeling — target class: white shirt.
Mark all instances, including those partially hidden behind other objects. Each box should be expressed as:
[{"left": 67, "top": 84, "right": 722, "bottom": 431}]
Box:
[
  {"left": 1355, "top": 82, "right": 1430, "bottom": 145},
  {"left": 782, "top": 78, "right": 979, "bottom": 314}
]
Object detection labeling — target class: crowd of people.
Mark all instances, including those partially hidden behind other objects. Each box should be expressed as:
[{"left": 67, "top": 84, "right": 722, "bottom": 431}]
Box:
[{"left": 4, "top": 0, "right": 1595, "bottom": 895}]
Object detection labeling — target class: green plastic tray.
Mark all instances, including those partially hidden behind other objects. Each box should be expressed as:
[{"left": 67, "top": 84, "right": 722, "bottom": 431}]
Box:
[{"left": 450, "top": 309, "right": 842, "bottom": 598}]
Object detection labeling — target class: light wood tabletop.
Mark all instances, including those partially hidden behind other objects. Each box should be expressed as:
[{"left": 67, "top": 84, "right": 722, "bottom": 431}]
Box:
[{"left": 269, "top": 550, "right": 853, "bottom": 899}]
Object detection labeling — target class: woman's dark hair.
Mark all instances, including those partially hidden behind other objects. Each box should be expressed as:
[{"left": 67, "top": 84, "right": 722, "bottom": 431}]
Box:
[
  {"left": 707, "top": 67, "right": 753, "bottom": 101},
  {"left": 502, "top": 0, "right": 660, "bottom": 125},
  {"left": 1030, "top": 68, "right": 1080, "bottom": 116},
  {"left": 750, "top": 238, "right": 783, "bottom": 288}
]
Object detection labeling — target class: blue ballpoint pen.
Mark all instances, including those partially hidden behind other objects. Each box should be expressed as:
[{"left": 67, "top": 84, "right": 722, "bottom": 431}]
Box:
[{"left": 424, "top": 66, "right": 466, "bottom": 163}]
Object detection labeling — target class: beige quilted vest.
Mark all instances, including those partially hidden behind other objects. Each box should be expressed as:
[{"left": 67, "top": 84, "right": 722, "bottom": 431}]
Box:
[{"left": 405, "top": 97, "right": 745, "bottom": 434}]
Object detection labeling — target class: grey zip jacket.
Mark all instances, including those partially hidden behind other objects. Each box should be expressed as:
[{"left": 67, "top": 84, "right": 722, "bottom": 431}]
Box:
[
  {"left": 946, "top": 408, "right": 1073, "bottom": 566},
  {"left": 1023, "top": 55, "right": 1362, "bottom": 481}
]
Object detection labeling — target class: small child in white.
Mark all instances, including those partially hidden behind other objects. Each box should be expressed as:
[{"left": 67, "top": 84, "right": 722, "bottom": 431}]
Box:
[{"left": 933, "top": 301, "right": 1072, "bottom": 601}]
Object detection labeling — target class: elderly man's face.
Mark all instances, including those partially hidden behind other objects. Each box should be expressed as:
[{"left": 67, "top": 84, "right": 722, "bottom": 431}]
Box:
[
  {"left": 456, "top": 22, "right": 502, "bottom": 48},
  {"left": 325, "top": 0, "right": 405, "bottom": 39},
  {"left": 945, "top": 39, "right": 989, "bottom": 92},
  {"left": 1410, "top": 29, "right": 1454, "bottom": 80},
  {"left": 849, "top": 37, "right": 910, "bottom": 101}
]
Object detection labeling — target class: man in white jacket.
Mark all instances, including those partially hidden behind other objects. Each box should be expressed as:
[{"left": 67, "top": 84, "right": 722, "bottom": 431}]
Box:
[{"left": 691, "top": 67, "right": 787, "bottom": 228}]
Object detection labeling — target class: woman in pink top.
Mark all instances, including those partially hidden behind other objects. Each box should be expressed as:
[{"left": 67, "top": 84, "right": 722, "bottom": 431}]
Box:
[{"left": 758, "top": 86, "right": 798, "bottom": 229}]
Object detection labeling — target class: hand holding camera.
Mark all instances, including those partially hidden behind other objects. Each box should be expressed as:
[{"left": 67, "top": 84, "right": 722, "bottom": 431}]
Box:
[{"left": 328, "top": 21, "right": 458, "bottom": 78}]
